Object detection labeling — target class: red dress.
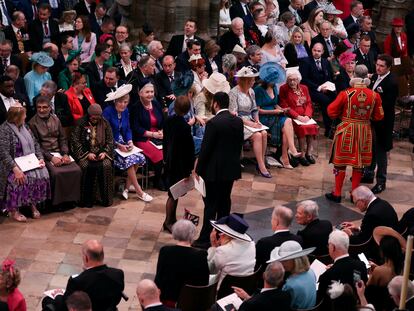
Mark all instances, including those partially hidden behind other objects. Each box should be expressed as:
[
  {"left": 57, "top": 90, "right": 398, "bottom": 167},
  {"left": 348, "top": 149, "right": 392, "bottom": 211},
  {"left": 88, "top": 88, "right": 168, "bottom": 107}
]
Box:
[
  {"left": 7, "top": 288, "right": 26, "bottom": 311},
  {"left": 328, "top": 85, "right": 384, "bottom": 168},
  {"left": 135, "top": 109, "right": 163, "bottom": 163},
  {"left": 279, "top": 83, "right": 318, "bottom": 138}
]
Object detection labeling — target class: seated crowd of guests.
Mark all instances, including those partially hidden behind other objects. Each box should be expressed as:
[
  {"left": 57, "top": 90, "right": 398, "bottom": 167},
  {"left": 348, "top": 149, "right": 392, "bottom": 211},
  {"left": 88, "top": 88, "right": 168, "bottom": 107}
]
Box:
[{"left": 2, "top": 185, "right": 411, "bottom": 311}]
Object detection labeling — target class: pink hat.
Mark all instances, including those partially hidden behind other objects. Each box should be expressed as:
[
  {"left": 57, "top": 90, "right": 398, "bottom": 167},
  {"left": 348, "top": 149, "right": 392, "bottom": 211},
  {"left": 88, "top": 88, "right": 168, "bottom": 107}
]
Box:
[
  {"left": 391, "top": 18, "right": 404, "bottom": 27},
  {"left": 339, "top": 51, "right": 356, "bottom": 67},
  {"left": 99, "top": 33, "right": 114, "bottom": 44}
]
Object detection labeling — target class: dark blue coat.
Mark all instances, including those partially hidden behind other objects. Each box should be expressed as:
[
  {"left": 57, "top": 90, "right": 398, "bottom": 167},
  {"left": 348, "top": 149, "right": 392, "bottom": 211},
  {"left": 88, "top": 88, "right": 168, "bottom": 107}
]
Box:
[{"left": 129, "top": 99, "right": 164, "bottom": 142}]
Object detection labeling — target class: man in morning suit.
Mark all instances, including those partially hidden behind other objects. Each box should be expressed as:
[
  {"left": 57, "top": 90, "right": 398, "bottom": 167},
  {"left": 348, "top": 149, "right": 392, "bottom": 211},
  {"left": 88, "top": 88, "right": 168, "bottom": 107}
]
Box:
[
  {"left": 255, "top": 206, "right": 302, "bottom": 274},
  {"left": 218, "top": 17, "right": 246, "bottom": 56},
  {"left": 192, "top": 91, "right": 244, "bottom": 249},
  {"left": 317, "top": 230, "right": 367, "bottom": 311},
  {"left": 73, "top": 0, "right": 96, "bottom": 17},
  {"left": 42, "top": 239, "right": 125, "bottom": 311},
  {"left": 363, "top": 54, "right": 399, "bottom": 193},
  {"left": 0, "top": 40, "right": 22, "bottom": 75},
  {"left": 359, "top": 15, "right": 380, "bottom": 57},
  {"left": 233, "top": 261, "right": 291, "bottom": 311},
  {"left": 311, "top": 21, "right": 340, "bottom": 59},
  {"left": 3, "top": 11, "right": 32, "bottom": 55},
  {"left": 84, "top": 43, "right": 110, "bottom": 90},
  {"left": 354, "top": 35, "right": 376, "bottom": 74},
  {"left": 282, "top": 0, "right": 305, "bottom": 26},
  {"left": 92, "top": 67, "right": 125, "bottom": 110},
  {"left": 230, "top": 0, "right": 251, "bottom": 20},
  {"left": 343, "top": 0, "right": 364, "bottom": 29},
  {"left": 137, "top": 279, "right": 180, "bottom": 311},
  {"left": 154, "top": 55, "right": 182, "bottom": 109},
  {"left": 342, "top": 186, "right": 398, "bottom": 248},
  {"left": 296, "top": 200, "right": 332, "bottom": 256},
  {"left": 28, "top": 3, "right": 60, "bottom": 52},
  {"left": 165, "top": 19, "right": 205, "bottom": 58},
  {"left": 299, "top": 42, "right": 336, "bottom": 137}
]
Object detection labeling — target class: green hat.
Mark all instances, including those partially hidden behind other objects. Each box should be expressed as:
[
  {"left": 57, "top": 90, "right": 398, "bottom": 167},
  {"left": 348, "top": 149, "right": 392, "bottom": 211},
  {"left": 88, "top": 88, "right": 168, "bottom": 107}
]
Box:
[{"left": 66, "top": 50, "right": 82, "bottom": 64}]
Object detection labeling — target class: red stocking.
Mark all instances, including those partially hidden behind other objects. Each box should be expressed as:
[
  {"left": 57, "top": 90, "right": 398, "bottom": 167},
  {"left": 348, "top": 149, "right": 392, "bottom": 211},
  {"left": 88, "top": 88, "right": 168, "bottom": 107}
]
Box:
[
  {"left": 333, "top": 167, "right": 346, "bottom": 196},
  {"left": 351, "top": 169, "right": 363, "bottom": 191}
]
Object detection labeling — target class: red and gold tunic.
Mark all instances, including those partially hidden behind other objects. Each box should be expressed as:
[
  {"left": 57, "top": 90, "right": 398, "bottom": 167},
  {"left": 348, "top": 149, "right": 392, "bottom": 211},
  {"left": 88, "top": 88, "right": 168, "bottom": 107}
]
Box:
[{"left": 328, "top": 85, "right": 384, "bottom": 168}]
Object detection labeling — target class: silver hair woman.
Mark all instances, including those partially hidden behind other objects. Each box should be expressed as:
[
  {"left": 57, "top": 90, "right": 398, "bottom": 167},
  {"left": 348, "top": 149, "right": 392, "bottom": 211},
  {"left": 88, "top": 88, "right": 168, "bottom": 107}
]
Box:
[{"left": 154, "top": 219, "right": 210, "bottom": 306}]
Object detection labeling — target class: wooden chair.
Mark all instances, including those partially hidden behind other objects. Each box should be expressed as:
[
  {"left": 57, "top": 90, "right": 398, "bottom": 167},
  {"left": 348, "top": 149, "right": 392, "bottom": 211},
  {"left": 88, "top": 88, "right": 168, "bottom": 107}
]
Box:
[
  {"left": 176, "top": 282, "right": 218, "bottom": 311},
  {"left": 217, "top": 268, "right": 262, "bottom": 300}
]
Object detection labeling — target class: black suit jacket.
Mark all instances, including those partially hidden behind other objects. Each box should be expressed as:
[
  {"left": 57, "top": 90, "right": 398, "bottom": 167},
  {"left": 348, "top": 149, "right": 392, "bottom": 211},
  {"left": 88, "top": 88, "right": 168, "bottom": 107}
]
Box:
[
  {"left": 154, "top": 245, "right": 208, "bottom": 302},
  {"left": 154, "top": 70, "right": 181, "bottom": 108},
  {"left": 297, "top": 219, "right": 332, "bottom": 255},
  {"left": 0, "top": 54, "right": 22, "bottom": 75},
  {"left": 62, "top": 264, "right": 124, "bottom": 311},
  {"left": 343, "top": 15, "right": 358, "bottom": 29},
  {"left": 92, "top": 79, "right": 125, "bottom": 110},
  {"left": 317, "top": 256, "right": 367, "bottom": 310},
  {"left": 74, "top": 0, "right": 96, "bottom": 17},
  {"left": 311, "top": 34, "right": 339, "bottom": 59},
  {"left": 354, "top": 49, "right": 376, "bottom": 74},
  {"left": 196, "top": 110, "right": 244, "bottom": 182},
  {"left": 239, "top": 288, "right": 291, "bottom": 311},
  {"left": 219, "top": 30, "right": 243, "bottom": 55},
  {"left": 406, "top": 10, "right": 414, "bottom": 57},
  {"left": 0, "top": 92, "right": 30, "bottom": 124},
  {"left": 165, "top": 34, "right": 205, "bottom": 58},
  {"left": 84, "top": 61, "right": 110, "bottom": 90},
  {"left": 255, "top": 231, "right": 303, "bottom": 272},
  {"left": 230, "top": 1, "right": 250, "bottom": 20},
  {"left": 16, "top": 0, "right": 37, "bottom": 21},
  {"left": 3, "top": 25, "right": 31, "bottom": 54},
  {"left": 369, "top": 72, "right": 398, "bottom": 151},
  {"left": 350, "top": 198, "right": 398, "bottom": 244},
  {"left": 33, "top": 92, "right": 74, "bottom": 127},
  {"left": 360, "top": 30, "right": 380, "bottom": 57},
  {"left": 299, "top": 56, "right": 333, "bottom": 93},
  {"left": 28, "top": 18, "right": 60, "bottom": 52},
  {"left": 334, "top": 68, "right": 351, "bottom": 92},
  {"left": 89, "top": 13, "right": 108, "bottom": 39}
]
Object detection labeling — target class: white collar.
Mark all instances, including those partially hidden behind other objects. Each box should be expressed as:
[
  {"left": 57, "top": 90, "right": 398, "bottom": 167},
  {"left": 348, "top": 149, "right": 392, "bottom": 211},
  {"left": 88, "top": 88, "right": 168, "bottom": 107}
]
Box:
[
  {"left": 378, "top": 71, "right": 390, "bottom": 80},
  {"left": 145, "top": 303, "right": 163, "bottom": 308},
  {"left": 185, "top": 35, "right": 194, "bottom": 40},
  {"left": 334, "top": 254, "right": 349, "bottom": 262},
  {"left": 216, "top": 108, "right": 229, "bottom": 115},
  {"left": 367, "top": 196, "right": 377, "bottom": 207},
  {"left": 274, "top": 229, "right": 289, "bottom": 234},
  {"left": 12, "top": 24, "right": 20, "bottom": 33},
  {"left": 261, "top": 287, "right": 277, "bottom": 293}
]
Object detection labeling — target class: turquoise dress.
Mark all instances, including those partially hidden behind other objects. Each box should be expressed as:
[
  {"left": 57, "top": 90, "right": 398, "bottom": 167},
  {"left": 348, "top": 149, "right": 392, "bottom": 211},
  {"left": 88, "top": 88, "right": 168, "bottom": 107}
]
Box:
[
  {"left": 254, "top": 85, "right": 286, "bottom": 146},
  {"left": 283, "top": 269, "right": 317, "bottom": 309},
  {"left": 24, "top": 70, "right": 52, "bottom": 106}
]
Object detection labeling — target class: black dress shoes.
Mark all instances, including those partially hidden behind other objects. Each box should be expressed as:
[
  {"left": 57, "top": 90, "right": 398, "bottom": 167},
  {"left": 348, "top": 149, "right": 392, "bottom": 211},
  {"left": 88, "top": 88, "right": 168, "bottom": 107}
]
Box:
[
  {"left": 371, "top": 183, "right": 386, "bottom": 194},
  {"left": 305, "top": 154, "right": 316, "bottom": 164},
  {"left": 325, "top": 192, "right": 341, "bottom": 203},
  {"left": 298, "top": 157, "right": 310, "bottom": 166}
]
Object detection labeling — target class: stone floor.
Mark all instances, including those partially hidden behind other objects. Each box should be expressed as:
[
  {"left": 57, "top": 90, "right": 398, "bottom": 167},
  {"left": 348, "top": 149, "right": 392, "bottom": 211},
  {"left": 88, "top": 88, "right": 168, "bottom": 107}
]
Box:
[{"left": 0, "top": 136, "right": 413, "bottom": 311}]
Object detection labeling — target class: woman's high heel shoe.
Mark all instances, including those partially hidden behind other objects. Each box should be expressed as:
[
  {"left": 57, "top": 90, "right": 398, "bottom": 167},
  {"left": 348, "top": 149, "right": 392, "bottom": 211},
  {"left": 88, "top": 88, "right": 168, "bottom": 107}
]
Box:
[
  {"left": 256, "top": 164, "right": 272, "bottom": 178},
  {"left": 288, "top": 150, "right": 302, "bottom": 158},
  {"left": 280, "top": 159, "right": 294, "bottom": 169}
]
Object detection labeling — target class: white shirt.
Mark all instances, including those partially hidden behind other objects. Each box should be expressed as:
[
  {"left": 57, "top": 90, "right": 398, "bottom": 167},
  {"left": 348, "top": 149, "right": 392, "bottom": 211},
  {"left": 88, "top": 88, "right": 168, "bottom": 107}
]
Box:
[
  {"left": 84, "top": 0, "right": 91, "bottom": 13},
  {"left": 144, "top": 303, "right": 163, "bottom": 308},
  {"left": 0, "top": 93, "right": 14, "bottom": 111},
  {"left": 274, "top": 229, "right": 289, "bottom": 234},
  {"left": 242, "top": 3, "right": 249, "bottom": 15},
  {"left": 239, "top": 34, "right": 246, "bottom": 48},
  {"left": 216, "top": 108, "right": 229, "bottom": 115},
  {"left": 50, "top": 95, "right": 56, "bottom": 113},
  {"left": 182, "top": 35, "right": 195, "bottom": 52},
  {"left": 373, "top": 71, "right": 390, "bottom": 90},
  {"left": 367, "top": 196, "right": 377, "bottom": 208},
  {"left": 0, "top": 0, "right": 9, "bottom": 26},
  {"left": 120, "top": 59, "right": 133, "bottom": 77}
]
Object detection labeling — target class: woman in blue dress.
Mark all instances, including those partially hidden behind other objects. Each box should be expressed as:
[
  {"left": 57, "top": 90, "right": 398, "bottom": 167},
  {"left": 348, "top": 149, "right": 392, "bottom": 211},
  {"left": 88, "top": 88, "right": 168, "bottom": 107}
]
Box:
[
  {"left": 102, "top": 84, "right": 153, "bottom": 202},
  {"left": 254, "top": 62, "right": 302, "bottom": 169}
]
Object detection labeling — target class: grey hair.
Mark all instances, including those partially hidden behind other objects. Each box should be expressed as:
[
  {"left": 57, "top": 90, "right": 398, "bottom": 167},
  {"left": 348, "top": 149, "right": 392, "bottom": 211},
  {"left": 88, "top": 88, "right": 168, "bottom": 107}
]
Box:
[
  {"left": 172, "top": 219, "right": 197, "bottom": 243},
  {"left": 297, "top": 200, "right": 319, "bottom": 218},
  {"left": 328, "top": 229, "right": 349, "bottom": 251},
  {"left": 350, "top": 65, "right": 370, "bottom": 86},
  {"left": 388, "top": 276, "right": 414, "bottom": 299},
  {"left": 351, "top": 185, "right": 375, "bottom": 202},
  {"left": 286, "top": 69, "right": 302, "bottom": 82},
  {"left": 272, "top": 205, "right": 294, "bottom": 227},
  {"left": 231, "top": 17, "right": 244, "bottom": 27},
  {"left": 263, "top": 261, "right": 285, "bottom": 287},
  {"left": 246, "top": 45, "right": 261, "bottom": 57},
  {"left": 222, "top": 54, "right": 237, "bottom": 71},
  {"left": 147, "top": 40, "right": 162, "bottom": 54},
  {"left": 41, "top": 80, "right": 58, "bottom": 93},
  {"left": 119, "top": 42, "right": 131, "bottom": 52}
]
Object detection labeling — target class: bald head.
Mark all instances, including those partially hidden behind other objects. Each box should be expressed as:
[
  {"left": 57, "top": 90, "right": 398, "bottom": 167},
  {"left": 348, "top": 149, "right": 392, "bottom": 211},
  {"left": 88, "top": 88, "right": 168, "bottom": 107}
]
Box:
[
  {"left": 82, "top": 240, "right": 104, "bottom": 268},
  {"left": 136, "top": 279, "right": 160, "bottom": 307},
  {"left": 43, "top": 42, "right": 59, "bottom": 58},
  {"left": 271, "top": 205, "right": 294, "bottom": 230}
]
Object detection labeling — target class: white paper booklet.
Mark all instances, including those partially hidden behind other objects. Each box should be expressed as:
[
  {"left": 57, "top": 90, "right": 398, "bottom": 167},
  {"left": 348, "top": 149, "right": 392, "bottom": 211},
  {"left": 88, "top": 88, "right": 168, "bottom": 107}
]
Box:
[
  {"left": 317, "top": 81, "right": 336, "bottom": 92},
  {"left": 358, "top": 253, "right": 371, "bottom": 269},
  {"left": 244, "top": 124, "right": 269, "bottom": 133},
  {"left": 43, "top": 288, "right": 65, "bottom": 299},
  {"left": 194, "top": 176, "right": 206, "bottom": 197},
  {"left": 310, "top": 259, "right": 327, "bottom": 283},
  {"left": 14, "top": 153, "right": 40, "bottom": 172},
  {"left": 216, "top": 293, "right": 243, "bottom": 311},
  {"left": 293, "top": 118, "right": 317, "bottom": 126},
  {"left": 114, "top": 146, "right": 143, "bottom": 158},
  {"left": 149, "top": 140, "right": 163, "bottom": 150},
  {"left": 50, "top": 152, "right": 75, "bottom": 162},
  {"left": 169, "top": 178, "right": 195, "bottom": 200}
]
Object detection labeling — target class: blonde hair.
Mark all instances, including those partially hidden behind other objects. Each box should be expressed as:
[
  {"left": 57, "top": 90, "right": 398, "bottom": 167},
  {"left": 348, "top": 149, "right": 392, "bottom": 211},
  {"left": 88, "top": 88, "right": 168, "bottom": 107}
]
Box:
[
  {"left": 7, "top": 106, "right": 26, "bottom": 125},
  {"left": 290, "top": 27, "right": 305, "bottom": 44},
  {"left": 291, "top": 256, "right": 310, "bottom": 274}
]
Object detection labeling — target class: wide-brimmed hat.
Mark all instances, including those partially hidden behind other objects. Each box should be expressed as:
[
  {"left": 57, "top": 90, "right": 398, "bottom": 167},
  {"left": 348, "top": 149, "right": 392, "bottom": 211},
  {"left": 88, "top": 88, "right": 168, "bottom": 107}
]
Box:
[
  {"left": 232, "top": 44, "right": 247, "bottom": 55},
  {"left": 323, "top": 3, "right": 343, "bottom": 15},
  {"left": 188, "top": 54, "right": 204, "bottom": 63},
  {"left": 391, "top": 18, "right": 404, "bottom": 27},
  {"left": 105, "top": 84, "right": 133, "bottom": 102},
  {"left": 172, "top": 71, "right": 194, "bottom": 96},
  {"left": 235, "top": 66, "right": 259, "bottom": 78},
  {"left": 30, "top": 52, "right": 54, "bottom": 67},
  {"left": 267, "top": 240, "right": 315, "bottom": 263},
  {"left": 373, "top": 226, "right": 406, "bottom": 250},
  {"left": 259, "top": 62, "right": 286, "bottom": 84},
  {"left": 202, "top": 72, "right": 230, "bottom": 94},
  {"left": 62, "top": 10, "right": 76, "bottom": 20},
  {"left": 210, "top": 214, "right": 252, "bottom": 242}
]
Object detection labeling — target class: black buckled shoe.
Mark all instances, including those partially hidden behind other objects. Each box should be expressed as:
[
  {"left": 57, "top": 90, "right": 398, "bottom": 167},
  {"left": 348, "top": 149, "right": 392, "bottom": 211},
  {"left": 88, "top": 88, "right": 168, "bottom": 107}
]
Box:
[
  {"left": 325, "top": 192, "right": 342, "bottom": 203},
  {"left": 371, "top": 183, "right": 386, "bottom": 194},
  {"left": 305, "top": 154, "right": 316, "bottom": 164}
]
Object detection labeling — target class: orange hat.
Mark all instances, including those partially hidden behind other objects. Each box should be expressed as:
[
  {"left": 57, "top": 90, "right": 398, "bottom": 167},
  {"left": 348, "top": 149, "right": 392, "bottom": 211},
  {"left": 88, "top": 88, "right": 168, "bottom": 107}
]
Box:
[{"left": 391, "top": 18, "right": 404, "bottom": 27}]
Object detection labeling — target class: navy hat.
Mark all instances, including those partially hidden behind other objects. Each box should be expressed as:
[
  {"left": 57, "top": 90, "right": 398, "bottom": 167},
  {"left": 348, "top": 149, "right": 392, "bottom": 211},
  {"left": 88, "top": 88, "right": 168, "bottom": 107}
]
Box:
[
  {"left": 172, "top": 71, "right": 194, "bottom": 96},
  {"left": 210, "top": 213, "right": 252, "bottom": 242},
  {"left": 346, "top": 23, "right": 360, "bottom": 37}
]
